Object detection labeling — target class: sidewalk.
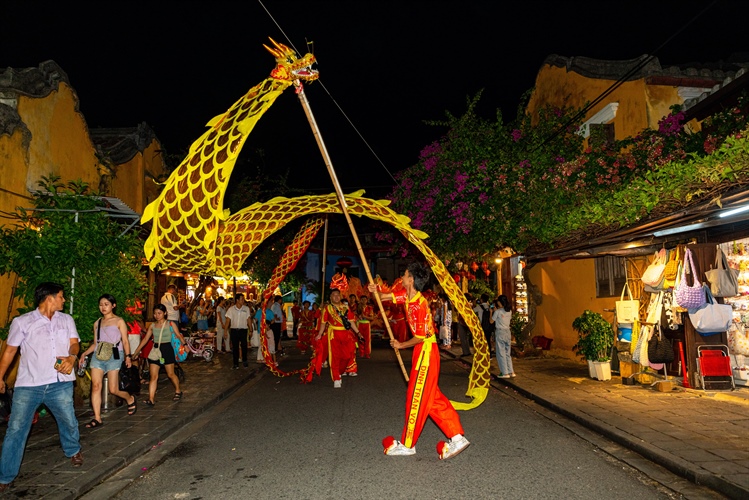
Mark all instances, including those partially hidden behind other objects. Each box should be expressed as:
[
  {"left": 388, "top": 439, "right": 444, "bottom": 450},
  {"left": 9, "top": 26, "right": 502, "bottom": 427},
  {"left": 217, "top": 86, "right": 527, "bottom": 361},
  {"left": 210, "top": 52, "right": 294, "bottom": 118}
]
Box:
[
  {"left": 446, "top": 347, "right": 749, "bottom": 500},
  {"left": 0, "top": 352, "right": 263, "bottom": 499}
]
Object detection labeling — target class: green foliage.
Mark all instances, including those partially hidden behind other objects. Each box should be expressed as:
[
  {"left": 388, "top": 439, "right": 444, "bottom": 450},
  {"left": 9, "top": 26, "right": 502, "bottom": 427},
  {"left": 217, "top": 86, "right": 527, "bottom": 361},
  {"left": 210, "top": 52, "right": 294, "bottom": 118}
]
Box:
[
  {"left": 467, "top": 278, "right": 495, "bottom": 301},
  {"left": 572, "top": 310, "right": 615, "bottom": 361},
  {"left": 510, "top": 312, "right": 528, "bottom": 346},
  {"left": 0, "top": 175, "right": 149, "bottom": 342}
]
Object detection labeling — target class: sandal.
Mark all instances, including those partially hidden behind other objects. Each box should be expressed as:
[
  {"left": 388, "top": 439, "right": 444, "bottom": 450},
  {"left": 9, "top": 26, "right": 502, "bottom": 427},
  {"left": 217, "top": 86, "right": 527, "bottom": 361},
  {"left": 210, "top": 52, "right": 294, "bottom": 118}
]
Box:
[
  {"left": 127, "top": 397, "right": 137, "bottom": 416},
  {"left": 173, "top": 392, "right": 183, "bottom": 401},
  {"left": 143, "top": 400, "right": 155, "bottom": 407},
  {"left": 85, "top": 419, "right": 103, "bottom": 428}
]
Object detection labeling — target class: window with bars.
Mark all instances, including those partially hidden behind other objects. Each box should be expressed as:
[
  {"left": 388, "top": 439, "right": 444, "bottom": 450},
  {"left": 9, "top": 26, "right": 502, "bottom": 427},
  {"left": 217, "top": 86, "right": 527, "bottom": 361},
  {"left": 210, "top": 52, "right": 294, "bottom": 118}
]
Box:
[{"left": 595, "top": 255, "right": 626, "bottom": 297}]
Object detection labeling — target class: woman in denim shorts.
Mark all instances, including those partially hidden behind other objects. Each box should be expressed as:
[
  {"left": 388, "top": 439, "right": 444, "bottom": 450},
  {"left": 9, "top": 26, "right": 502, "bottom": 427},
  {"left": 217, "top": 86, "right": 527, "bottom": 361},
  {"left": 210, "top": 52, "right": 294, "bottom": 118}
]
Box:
[{"left": 78, "top": 294, "right": 136, "bottom": 428}]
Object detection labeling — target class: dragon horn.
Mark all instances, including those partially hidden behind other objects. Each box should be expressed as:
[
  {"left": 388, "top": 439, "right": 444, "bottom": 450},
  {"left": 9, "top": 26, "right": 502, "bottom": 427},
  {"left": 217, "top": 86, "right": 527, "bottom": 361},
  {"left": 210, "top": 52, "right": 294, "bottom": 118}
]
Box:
[{"left": 263, "top": 43, "right": 283, "bottom": 59}]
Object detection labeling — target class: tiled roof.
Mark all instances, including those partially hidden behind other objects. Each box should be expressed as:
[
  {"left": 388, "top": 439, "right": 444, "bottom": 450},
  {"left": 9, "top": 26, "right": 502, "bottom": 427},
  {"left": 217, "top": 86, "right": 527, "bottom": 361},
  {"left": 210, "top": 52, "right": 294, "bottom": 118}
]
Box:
[
  {"left": 543, "top": 54, "right": 749, "bottom": 86},
  {"left": 90, "top": 123, "right": 159, "bottom": 165},
  {"left": 0, "top": 60, "right": 69, "bottom": 98}
]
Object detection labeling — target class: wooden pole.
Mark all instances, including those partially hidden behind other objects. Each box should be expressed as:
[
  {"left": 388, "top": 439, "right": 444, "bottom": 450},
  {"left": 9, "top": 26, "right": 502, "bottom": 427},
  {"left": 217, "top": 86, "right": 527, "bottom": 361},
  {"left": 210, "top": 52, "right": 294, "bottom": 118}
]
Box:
[
  {"left": 320, "top": 215, "right": 328, "bottom": 305},
  {"left": 294, "top": 81, "right": 408, "bottom": 381}
]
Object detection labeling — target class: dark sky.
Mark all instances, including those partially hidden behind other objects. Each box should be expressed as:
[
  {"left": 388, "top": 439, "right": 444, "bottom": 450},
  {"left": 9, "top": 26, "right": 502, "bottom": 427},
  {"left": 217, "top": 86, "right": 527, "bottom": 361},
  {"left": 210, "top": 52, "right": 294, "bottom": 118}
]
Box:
[{"left": 4, "top": 1, "right": 748, "bottom": 198}]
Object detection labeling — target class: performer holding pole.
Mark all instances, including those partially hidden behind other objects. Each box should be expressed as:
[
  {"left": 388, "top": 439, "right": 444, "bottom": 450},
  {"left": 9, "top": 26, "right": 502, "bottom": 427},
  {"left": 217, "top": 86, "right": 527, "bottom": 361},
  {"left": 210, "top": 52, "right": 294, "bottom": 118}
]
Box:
[
  {"left": 293, "top": 79, "right": 408, "bottom": 381},
  {"left": 368, "top": 262, "right": 470, "bottom": 459}
]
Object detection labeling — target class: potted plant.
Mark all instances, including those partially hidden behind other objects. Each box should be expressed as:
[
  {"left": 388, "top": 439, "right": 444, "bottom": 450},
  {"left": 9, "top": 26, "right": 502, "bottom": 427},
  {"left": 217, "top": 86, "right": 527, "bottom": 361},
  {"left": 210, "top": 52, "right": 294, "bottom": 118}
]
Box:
[{"left": 572, "top": 310, "right": 615, "bottom": 380}]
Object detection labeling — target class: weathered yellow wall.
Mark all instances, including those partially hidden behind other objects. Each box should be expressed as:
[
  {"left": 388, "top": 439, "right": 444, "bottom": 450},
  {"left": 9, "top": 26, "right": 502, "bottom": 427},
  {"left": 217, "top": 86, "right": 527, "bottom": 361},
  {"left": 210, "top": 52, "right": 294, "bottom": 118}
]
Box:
[
  {"left": 17, "top": 83, "right": 100, "bottom": 192},
  {"left": 526, "top": 64, "right": 685, "bottom": 140},
  {"left": 109, "top": 140, "right": 167, "bottom": 214},
  {"left": 0, "top": 84, "right": 102, "bottom": 328},
  {"left": 527, "top": 258, "right": 615, "bottom": 361}
]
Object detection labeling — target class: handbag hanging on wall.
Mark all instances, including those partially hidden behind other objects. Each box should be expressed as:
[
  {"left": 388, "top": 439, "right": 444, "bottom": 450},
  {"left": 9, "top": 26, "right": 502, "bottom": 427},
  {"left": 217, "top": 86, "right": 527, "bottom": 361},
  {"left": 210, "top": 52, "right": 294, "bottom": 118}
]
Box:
[
  {"left": 705, "top": 247, "right": 740, "bottom": 297},
  {"left": 688, "top": 284, "right": 733, "bottom": 335},
  {"left": 647, "top": 324, "right": 675, "bottom": 364},
  {"left": 615, "top": 282, "right": 639, "bottom": 324},
  {"left": 642, "top": 249, "right": 667, "bottom": 287},
  {"left": 674, "top": 248, "right": 705, "bottom": 310}
]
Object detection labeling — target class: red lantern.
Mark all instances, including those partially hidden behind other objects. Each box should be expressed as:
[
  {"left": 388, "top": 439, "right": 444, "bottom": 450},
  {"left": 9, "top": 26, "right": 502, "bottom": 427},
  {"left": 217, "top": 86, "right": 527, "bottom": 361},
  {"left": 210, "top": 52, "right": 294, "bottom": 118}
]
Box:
[
  {"left": 336, "top": 256, "right": 353, "bottom": 268},
  {"left": 481, "top": 261, "right": 488, "bottom": 271},
  {"left": 484, "top": 268, "right": 491, "bottom": 277},
  {"left": 470, "top": 261, "right": 479, "bottom": 272},
  {"left": 453, "top": 273, "right": 461, "bottom": 283}
]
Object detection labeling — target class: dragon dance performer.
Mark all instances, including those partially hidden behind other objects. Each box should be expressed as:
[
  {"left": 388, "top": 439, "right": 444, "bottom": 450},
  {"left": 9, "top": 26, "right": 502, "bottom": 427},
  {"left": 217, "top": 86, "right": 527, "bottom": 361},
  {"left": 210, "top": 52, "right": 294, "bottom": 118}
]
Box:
[
  {"left": 315, "top": 278, "right": 362, "bottom": 388},
  {"left": 357, "top": 295, "right": 374, "bottom": 359},
  {"left": 296, "top": 301, "right": 314, "bottom": 355},
  {"left": 390, "top": 302, "right": 408, "bottom": 343},
  {"left": 368, "top": 262, "right": 470, "bottom": 459}
]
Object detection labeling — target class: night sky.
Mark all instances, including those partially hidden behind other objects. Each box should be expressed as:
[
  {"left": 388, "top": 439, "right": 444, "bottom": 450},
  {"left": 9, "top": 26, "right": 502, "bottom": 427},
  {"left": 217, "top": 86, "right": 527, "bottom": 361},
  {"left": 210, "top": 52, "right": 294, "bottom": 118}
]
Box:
[{"left": 3, "top": 1, "right": 748, "bottom": 199}]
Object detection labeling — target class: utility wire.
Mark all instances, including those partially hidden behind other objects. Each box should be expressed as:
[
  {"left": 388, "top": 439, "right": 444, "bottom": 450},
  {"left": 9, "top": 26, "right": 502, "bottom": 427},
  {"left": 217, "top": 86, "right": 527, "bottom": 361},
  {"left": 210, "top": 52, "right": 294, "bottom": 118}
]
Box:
[
  {"left": 257, "top": 0, "right": 397, "bottom": 184},
  {"left": 532, "top": 0, "right": 719, "bottom": 152}
]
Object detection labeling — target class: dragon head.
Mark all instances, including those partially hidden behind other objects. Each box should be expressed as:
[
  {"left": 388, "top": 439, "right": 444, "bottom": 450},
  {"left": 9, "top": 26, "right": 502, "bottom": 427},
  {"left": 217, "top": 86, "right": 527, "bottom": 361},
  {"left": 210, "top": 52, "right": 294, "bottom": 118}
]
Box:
[{"left": 264, "top": 37, "right": 319, "bottom": 82}]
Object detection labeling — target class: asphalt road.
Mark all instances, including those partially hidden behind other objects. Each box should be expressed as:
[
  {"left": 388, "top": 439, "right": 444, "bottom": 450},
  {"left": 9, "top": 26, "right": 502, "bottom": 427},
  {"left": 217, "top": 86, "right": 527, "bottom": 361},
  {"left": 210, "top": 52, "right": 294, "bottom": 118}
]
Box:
[{"left": 105, "top": 344, "right": 687, "bottom": 500}]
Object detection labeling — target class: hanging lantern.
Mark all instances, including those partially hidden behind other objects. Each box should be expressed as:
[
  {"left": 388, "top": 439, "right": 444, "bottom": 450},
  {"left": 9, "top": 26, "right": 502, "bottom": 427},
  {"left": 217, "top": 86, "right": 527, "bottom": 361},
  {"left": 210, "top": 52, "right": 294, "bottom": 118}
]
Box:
[
  {"left": 453, "top": 273, "right": 461, "bottom": 283},
  {"left": 455, "top": 261, "right": 463, "bottom": 270},
  {"left": 484, "top": 268, "right": 491, "bottom": 277},
  {"left": 470, "top": 261, "right": 479, "bottom": 272},
  {"left": 481, "top": 261, "right": 488, "bottom": 271},
  {"left": 336, "top": 256, "right": 353, "bottom": 268}
]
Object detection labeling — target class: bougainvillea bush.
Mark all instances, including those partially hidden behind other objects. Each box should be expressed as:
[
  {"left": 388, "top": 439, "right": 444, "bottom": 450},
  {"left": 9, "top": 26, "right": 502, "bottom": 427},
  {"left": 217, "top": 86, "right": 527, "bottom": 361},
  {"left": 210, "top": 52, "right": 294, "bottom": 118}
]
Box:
[{"left": 385, "top": 91, "right": 749, "bottom": 264}]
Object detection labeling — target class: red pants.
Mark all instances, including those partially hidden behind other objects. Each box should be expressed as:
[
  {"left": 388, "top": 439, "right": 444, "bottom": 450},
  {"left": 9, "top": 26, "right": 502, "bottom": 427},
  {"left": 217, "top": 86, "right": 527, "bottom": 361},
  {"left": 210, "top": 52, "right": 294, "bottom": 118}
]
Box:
[
  {"left": 401, "top": 341, "right": 463, "bottom": 448},
  {"left": 330, "top": 329, "right": 357, "bottom": 380},
  {"left": 358, "top": 321, "right": 371, "bottom": 358},
  {"left": 312, "top": 334, "right": 329, "bottom": 376},
  {"left": 297, "top": 324, "right": 313, "bottom": 353}
]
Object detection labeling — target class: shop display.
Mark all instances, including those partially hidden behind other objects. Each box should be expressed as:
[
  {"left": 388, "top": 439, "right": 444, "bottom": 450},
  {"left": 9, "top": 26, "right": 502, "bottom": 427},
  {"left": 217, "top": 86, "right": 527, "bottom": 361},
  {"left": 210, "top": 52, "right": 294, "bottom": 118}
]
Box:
[{"left": 514, "top": 274, "right": 528, "bottom": 321}]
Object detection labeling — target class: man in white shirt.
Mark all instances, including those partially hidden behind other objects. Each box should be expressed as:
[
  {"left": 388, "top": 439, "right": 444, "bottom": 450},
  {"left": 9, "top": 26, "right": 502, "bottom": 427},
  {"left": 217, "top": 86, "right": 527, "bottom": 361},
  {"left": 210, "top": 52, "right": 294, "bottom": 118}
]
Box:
[
  {"left": 225, "top": 294, "right": 252, "bottom": 369},
  {"left": 0, "top": 282, "right": 83, "bottom": 490},
  {"left": 161, "top": 284, "right": 181, "bottom": 323}
]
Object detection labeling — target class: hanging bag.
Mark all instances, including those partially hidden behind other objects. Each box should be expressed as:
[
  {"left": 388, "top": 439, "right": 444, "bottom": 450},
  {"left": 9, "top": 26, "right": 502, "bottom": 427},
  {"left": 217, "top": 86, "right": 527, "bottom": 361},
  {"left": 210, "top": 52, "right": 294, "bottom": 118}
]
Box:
[
  {"left": 647, "top": 324, "right": 674, "bottom": 364},
  {"left": 94, "top": 319, "right": 116, "bottom": 361},
  {"left": 641, "top": 249, "right": 667, "bottom": 287},
  {"left": 662, "top": 247, "right": 680, "bottom": 289},
  {"left": 688, "top": 284, "right": 733, "bottom": 335},
  {"left": 615, "top": 282, "right": 639, "bottom": 324},
  {"left": 705, "top": 247, "right": 740, "bottom": 297},
  {"left": 170, "top": 324, "right": 188, "bottom": 362},
  {"left": 674, "top": 248, "right": 706, "bottom": 309},
  {"left": 728, "top": 325, "right": 749, "bottom": 356}
]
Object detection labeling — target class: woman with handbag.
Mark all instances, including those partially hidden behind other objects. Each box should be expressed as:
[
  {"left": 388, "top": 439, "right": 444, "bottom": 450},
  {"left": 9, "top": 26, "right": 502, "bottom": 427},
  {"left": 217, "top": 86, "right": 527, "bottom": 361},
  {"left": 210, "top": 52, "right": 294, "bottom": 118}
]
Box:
[
  {"left": 132, "top": 304, "right": 186, "bottom": 406},
  {"left": 78, "top": 294, "right": 136, "bottom": 428}
]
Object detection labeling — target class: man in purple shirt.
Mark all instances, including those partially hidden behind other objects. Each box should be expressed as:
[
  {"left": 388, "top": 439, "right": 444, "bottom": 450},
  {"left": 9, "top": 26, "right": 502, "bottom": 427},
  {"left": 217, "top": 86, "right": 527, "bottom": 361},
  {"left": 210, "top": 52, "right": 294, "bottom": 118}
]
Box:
[{"left": 0, "top": 282, "right": 83, "bottom": 491}]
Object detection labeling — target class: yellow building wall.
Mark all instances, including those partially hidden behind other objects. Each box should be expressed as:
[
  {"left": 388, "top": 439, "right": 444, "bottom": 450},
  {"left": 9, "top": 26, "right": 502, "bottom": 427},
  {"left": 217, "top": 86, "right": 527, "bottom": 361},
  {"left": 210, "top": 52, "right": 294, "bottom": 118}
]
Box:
[
  {"left": 526, "top": 64, "right": 686, "bottom": 140},
  {"left": 109, "top": 140, "right": 167, "bottom": 214},
  {"left": 527, "top": 258, "right": 615, "bottom": 361}
]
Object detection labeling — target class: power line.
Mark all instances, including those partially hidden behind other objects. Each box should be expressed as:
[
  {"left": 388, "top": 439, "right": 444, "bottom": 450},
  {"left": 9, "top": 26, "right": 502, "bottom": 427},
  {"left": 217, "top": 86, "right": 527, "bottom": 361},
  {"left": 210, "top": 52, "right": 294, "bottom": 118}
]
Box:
[{"left": 257, "top": 0, "right": 398, "bottom": 185}]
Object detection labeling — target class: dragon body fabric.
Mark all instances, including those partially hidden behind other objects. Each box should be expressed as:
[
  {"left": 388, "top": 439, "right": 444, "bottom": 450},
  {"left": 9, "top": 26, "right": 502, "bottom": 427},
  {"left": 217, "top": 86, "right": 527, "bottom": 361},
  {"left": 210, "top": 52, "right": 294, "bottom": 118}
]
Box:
[{"left": 141, "top": 40, "right": 489, "bottom": 409}]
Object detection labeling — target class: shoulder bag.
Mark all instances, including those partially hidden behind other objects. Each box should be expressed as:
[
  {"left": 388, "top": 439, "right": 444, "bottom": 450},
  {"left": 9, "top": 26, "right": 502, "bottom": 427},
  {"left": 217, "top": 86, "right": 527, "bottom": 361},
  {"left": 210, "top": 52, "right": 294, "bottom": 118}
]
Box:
[
  {"left": 148, "top": 322, "right": 167, "bottom": 361},
  {"left": 647, "top": 325, "right": 674, "bottom": 364},
  {"left": 688, "top": 284, "right": 733, "bottom": 335},
  {"left": 615, "top": 282, "right": 639, "bottom": 324},
  {"left": 661, "top": 247, "right": 680, "bottom": 289},
  {"left": 705, "top": 247, "right": 740, "bottom": 297},
  {"left": 674, "top": 248, "right": 705, "bottom": 309},
  {"left": 642, "top": 249, "right": 667, "bottom": 287},
  {"left": 94, "top": 319, "right": 115, "bottom": 361},
  {"left": 171, "top": 324, "right": 188, "bottom": 362}
]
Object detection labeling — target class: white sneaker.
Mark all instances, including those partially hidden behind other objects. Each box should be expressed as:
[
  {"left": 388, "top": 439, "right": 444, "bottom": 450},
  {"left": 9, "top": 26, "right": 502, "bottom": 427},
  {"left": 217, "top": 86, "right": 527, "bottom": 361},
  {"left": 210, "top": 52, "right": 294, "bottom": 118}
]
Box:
[
  {"left": 347, "top": 372, "right": 358, "bottom": 377},
  {"left": 322, "top": 361, "right": 329, "bottom": 368},
  {"left": 333, "top": 380, "right": 342, "bottom": 388},
  {"left": 439, "top": 435, "right": 470, "bottom": 460},
  {"left": 498, "top": 374, "right": 511, "bottom": 379},
  {"left": 385, "top": 441, "right": 416, "bottom": 456},
  {"left": 510, "top": 373, "right": 517, "bottom": 378}
]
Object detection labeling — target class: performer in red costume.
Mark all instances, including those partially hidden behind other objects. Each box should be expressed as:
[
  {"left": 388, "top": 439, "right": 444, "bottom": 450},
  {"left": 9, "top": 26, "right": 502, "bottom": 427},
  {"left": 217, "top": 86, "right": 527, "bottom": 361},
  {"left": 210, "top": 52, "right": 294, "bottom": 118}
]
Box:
[
  {"left": 390, "top": 302, "right": 408, "bottom": 343},
  {"left": 368, "top": 262, "right": 470, "bottom": 459},
  {"left": 357, "top": 295, "right": 374, "bottom": 358},
  {"left": 315, "top": 279, "right": 362, "bottom": 388}
]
